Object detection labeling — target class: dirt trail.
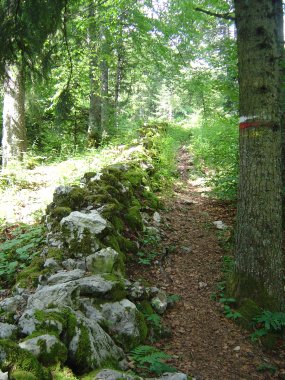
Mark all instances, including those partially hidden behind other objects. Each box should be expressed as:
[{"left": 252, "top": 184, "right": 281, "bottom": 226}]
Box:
[{"left": 129, "top": 147, "right": 283, "bottom": 380}]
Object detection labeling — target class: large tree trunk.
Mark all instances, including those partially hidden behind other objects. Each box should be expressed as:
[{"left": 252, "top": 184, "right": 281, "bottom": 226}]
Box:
[
  {"left": 233, "top": 0, "right": 284, "bottom": 309},
  {"left": 87, "top": 1, "right": 102, "bottom": 147},
  {"left": 274, "top": 0, "right": 285, "bottom": 225},
  {"left": 2, "top": 61, "right": 26, "bottom": 169}
]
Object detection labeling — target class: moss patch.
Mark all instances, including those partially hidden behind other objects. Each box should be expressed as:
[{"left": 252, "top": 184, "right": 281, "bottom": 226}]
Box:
[
  {"left": 227, "top": 272, "right": 280, "bottom": 311},
  {"left": 46, "top": 248, "right": 64, "bottom": 261},
  {"left": 124, "top": 206, "right": 143, "bottom": 231},
  {"left": 50, "top": 207, "right": 72, "bottom": 221},
  {"left": 236, "top": 298, "right": 262, "bottom": 329},
  {"left": 102, "top": 274, "right": 127, "bottom": 301},
  {"left": 37, "top": 337, "right": 67, "bottom": 366},
  {"left": 0, "top": 339, "right": 51, "bottom": 380},
  {"left": 16, "top": 256, "right": 50, "bottom": 289},
  {"left": 10, "top": 370, "right": 37, "bottom": 380},
  {"left": 68, "top": 323, "right": 92, "bottom": 375}
]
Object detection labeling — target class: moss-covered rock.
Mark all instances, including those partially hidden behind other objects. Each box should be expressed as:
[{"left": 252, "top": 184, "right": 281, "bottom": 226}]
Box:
[
  {"left": 10, "top": 370, "right": 37, "bottom": 380},
  {"left": 101, "top": 274, "right": 127, "bottom": 301},
  {"left": 142, "top": 188, "right": 160, "bottom": 209},
  {"left": 118, "top": 237, "right": 138, "bottom": 254},
  {"left": 16, "top": 257, "right": 50, "bottom": 289},
  {"left": 124, "top": 168, "right": 145, "bottom": 188},
  {"left": 0, "top": 339, "right": 51, "bottom": 380},
  {"left": 124, "top": 206, "right": 143, "bottom": 231},
  {"left": 46, "top": 248, "right": 64, "bottom": 262},
  {"left": 19, "top": 334, "right": 67, "bottom": 366},
  {"left": 99, "top": 299, "right": 147, "bottom": 350},
  {"left": 103, "top": 234, "right": 122, "bottom": 253},
  {"left": 60, "top": 211, "right": 106, "bottom": 256},
  {"left": 83, "top": 172, "right": 97, "bottom": 184},
  {"left": 53, "top": 186, "right": 88, "bottom": 210},
  {"left": 67, "top": 314, "right": 123, "bottom": 375},
  {"left": 86, "top": 248, "right": 125, "bottom": 276},
  {"left": 50, "top": 207, "right": 72, "bottom": 221}
]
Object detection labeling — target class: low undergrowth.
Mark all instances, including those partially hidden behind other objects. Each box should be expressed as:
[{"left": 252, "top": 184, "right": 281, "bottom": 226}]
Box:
[
  {"left": 130, "top": 345, "right": 176, "bottom": 377},
  {"left": 190, "top": 114, "right": 238, "bottom": 201},
  {"left": 0, "top": 223, "right": 46, "bottom": 288},
  {"left": 214, "top": 254, "right": 285, "bottom": 351}
]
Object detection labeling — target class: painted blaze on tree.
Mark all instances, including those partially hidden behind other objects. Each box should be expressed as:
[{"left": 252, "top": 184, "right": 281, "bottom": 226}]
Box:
[{"left": 233, "top": 0, "right": 284, "bottom": 309}]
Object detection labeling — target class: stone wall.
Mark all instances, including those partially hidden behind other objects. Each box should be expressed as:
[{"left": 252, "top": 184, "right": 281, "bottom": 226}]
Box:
[{"left": 0, "top": 124, "right": 187, "bottom": 380}]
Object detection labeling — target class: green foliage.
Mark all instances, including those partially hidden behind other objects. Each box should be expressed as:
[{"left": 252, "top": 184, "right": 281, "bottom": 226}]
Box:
[
  {"left": 213, "top": 256, "right": 241, "bottom": 320},
  {"left": 130, "top": 345, "right": 176, "bottom": 376},
  {"left": 256, "top": 363, "right": 277, "bottom": 374},
  {"left": 167, "top": 294, "right": 181, "bottom": 304},
  {"left": 0, "top": 224, "right": 45, "bottom": 286},
  {"left": 219, "top": 297, "right": 241, "bottom": 320},
  {"left": 251, "top": 311, "right": 285, "bottom": 341},
  {"left": 222, "top": 255, "right": 235, "bottom": 275},
  {"left": 137, "top": 225, "right": 160, "bottom": 265},
  {"left": 51, "top": 365, "right": 79, "bottom": 380},
  {"left": 145, "top": 313, "right": 162, "bottom": 328},
  {"left": 136, "top": 250, "right": 158, "bottom": 266},
  {"left": 150, "top": 123, "right": 192, "bottom": 192},
  {"left": 190, "top": 115, "right": 238, "bottom": 200}
]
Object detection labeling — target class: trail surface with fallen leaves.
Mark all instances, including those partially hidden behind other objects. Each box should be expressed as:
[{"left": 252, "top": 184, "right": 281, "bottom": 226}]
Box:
[{"left": 128, "top": 147, "right": 285, "bottom": 380}]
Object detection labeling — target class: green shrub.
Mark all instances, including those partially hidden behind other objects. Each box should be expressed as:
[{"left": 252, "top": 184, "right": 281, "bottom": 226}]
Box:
[{"left": 191, "top": 114, "right": 238, "bottom": 200}]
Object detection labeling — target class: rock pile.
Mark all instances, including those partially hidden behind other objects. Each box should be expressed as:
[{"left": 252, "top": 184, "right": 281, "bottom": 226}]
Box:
[{"left": 0, "top": 126, "right": 187, "bottom": 380}]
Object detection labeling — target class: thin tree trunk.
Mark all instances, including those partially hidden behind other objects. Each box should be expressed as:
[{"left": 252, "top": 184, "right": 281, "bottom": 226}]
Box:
[
  {"left": 2, "top": 60, "right": 26, "bottom": 169},
  {"left": 100, "top": 55, "right": 109, "bottom": 134},
  {"left": 233, "top": 0, "right": 284, "bottom": 309},
  {"left": 87, "top": 1, "right": 102, "bottom": 147},
  {"left": 114, "top": 46, "right": 123, "bottom": 129}
]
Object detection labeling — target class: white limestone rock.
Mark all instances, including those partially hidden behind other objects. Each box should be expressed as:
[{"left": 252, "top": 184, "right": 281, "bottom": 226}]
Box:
[
  {"left": 0, "top": 295, "right": 26, "bottom": 314},
  {"left": 93, "top": 369, "right": 140, "bottom": 380},
  {"left": 46, "top": 269, "right": 85, "bottom": 285},
  {"left": 19, "top": 334, "right": 67, "bottom": 365},
  {"left": 100, "top": 299, "right": 146, "bottom": 349},
  {"left": 26, "top": 282, "right": 79, "bottom": 311},
  {"left": 0, "top": 323, "right": 17, "bottom": 339},
  {"left": 86, "top": 247, "right": 122, "bottom": 275},
  {"left": 18, "top": 308, "right": 64, "bottom": 336},
  {"left": 68, "top": 312, "right": 124, "bottom": 373},
  {"left": 151, "top": 290, "right": 168, "bottom": 314}
]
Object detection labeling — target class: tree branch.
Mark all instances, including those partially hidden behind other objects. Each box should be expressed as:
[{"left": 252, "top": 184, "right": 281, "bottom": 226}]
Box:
[{"left": 195, "top": 7, "right": 235, "bottom": 21}]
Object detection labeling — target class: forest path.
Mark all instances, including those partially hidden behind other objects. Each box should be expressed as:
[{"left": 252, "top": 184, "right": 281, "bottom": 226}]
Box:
[{"left": 129, "top": 147, "right": 282, "bottom": 380}]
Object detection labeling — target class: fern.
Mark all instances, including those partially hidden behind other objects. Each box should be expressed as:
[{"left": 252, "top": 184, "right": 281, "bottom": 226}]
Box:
[
  {"left": 130, "top": 345, "right": 176, "bottom": 376},
  {"left": 254, "top": 311, "right": 285, "bottom": 331},
  {"left": 251, "top": 310, "right": 285, "bottom": 341},
  {"left": 146, "top": 313, "right": 161, "bottom": 328}
]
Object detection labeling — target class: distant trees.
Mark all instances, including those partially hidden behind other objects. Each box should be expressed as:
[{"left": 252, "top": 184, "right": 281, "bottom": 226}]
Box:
[
  {"left": 2, "top": 60, "right": 27, "bottom": 168},
  {"left": 0, "top": 0, "right": 66, "bottom": 169},
  {"left": 233, "top": 0, "right": 284, "bottom": 309},
  {"left": 0, "top": 1, "right": 237, "bottom": 166}
]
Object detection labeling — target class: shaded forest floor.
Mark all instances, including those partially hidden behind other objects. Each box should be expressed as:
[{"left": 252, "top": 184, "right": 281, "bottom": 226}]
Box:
[{"left": 128, "top": 147, "right": 285, "bottom": 380}]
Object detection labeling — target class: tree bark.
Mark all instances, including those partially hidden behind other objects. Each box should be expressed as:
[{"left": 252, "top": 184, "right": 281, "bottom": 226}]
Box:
[
  {"left": 233, "top": 0, "right": 284, "bottom": 309},
  {"left": 274, "top": 0, "right": 285, "bottom": 225},
  {"left": 2, "top": 60, "right": 26, "bottom": 169}
]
